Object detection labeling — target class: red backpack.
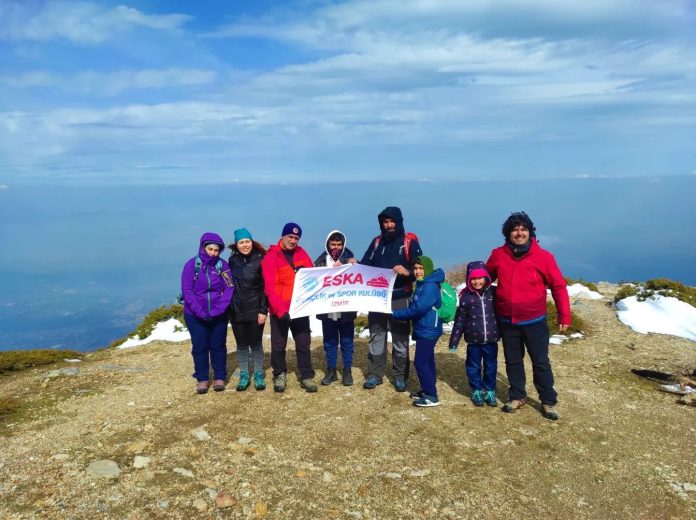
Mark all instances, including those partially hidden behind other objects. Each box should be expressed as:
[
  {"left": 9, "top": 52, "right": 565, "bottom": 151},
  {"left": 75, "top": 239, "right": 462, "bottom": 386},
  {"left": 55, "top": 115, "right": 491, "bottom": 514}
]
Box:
[{"left": 371, "top": 232, "right": 419, "bottom": 262}]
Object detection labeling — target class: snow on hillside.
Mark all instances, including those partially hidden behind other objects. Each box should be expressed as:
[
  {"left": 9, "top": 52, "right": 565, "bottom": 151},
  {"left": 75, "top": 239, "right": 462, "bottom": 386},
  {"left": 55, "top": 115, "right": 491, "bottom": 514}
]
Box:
[
  {"left": 117, "top": 318, "right": 189, "bottom": 349},
  {"left": 616, "top": 294, "right": 696, "bottom": 342}
]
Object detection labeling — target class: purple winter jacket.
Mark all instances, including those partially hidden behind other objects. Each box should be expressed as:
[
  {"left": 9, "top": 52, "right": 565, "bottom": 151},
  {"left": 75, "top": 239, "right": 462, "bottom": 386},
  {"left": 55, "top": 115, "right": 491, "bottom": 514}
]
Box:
[
  {"left": 181, "top": 232, "right": 235, "bottom": 320},
  {"left": 449, "top": 261, "right": 499, "bottom": 348}
]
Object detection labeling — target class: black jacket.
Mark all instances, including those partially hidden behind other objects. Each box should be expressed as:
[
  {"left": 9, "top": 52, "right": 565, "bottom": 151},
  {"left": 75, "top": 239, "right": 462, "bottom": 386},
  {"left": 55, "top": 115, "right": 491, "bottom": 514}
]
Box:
[
  {"left": 228, "top": 248, "right": 268, "bottom": 322},
  {"left": 314, "top": 230, "right": 358, "bottom": 322}
]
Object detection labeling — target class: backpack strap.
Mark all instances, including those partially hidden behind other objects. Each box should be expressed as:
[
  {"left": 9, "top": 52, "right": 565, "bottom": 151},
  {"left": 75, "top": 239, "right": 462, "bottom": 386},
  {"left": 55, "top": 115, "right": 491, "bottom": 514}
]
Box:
[{"left": 193, "top": 256, "right": 202, "bottom": 281}]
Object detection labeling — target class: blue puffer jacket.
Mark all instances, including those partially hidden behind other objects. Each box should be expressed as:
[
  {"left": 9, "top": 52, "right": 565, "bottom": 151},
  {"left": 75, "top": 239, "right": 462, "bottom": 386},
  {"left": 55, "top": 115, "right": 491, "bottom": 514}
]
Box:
[
  {"left": 449, "top": 261, "right": 498, "bottom": 348},
  {"left": 392, "top": 268, "right": 444, "bottom": 340}
]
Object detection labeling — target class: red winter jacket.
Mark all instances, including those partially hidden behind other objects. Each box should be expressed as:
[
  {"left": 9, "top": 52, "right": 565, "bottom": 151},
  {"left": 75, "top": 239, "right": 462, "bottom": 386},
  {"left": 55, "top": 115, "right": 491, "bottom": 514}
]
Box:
[
  {"left": 261, "top": 241, "right": 314, "bottom": 318},
  {"left": 486, "top": 238, "right": 571, "bottom": 326}
]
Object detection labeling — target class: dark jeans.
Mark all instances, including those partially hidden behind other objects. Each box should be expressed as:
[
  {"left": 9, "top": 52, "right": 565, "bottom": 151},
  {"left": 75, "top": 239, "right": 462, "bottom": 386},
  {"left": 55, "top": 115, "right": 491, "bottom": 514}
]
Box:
[
  {"left": 500, "top": 320, "right": 557, "bottom": 405},
  {"left": 185, "top": 313, "right": 228, "bottom": 382},
  {"left": 231, "top": 320, "right": 265, "bottom": 373},
  {"left": 270, "top": 315, "right": 315, "bottom": 380},
  {"left": 466, "top": 342, "right": 498, "bottom": 392},
  {"left": 367, "top": 297, "right": 410, "bottom": 380},
  {"left": 414, "top": 337, "right": 439, "bottom": 398},
  {"left": 321, "top": 319, "right": 355, "bottom": 369}
]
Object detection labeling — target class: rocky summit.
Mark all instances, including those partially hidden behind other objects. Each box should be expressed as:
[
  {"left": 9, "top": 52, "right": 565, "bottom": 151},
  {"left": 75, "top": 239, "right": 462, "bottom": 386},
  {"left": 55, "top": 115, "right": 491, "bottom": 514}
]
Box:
[{"left": 1, "top": 283, "right": 695, "bottom": 518}]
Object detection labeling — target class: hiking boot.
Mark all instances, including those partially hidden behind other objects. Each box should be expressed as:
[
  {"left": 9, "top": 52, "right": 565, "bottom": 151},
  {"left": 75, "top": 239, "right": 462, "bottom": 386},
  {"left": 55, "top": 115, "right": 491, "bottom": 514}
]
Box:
[
  {"left": 483, "top": 390, "right": 497, "bottom": 407},
  {"left": 253, "top": 371, "right": 266, "bottom": 391},
  {"left": 213, "top": 379, "right": 226, "bottom": 392},
  {"left": 321, "top": 368, "right": 338, "bottom": 386},
  {"left": 196, "top": 381, "right": 209, "bottom": 394},
  {"left": 542, "top": 404, "right": 560, "bottom": 421},
  {"left": 502, "top": 398, "right": 526, "bottom": 413},
  {"left": 410, "top": 390, "right": 424, "bottom": 400},
  {"left": 363, "top": 375, "right": 383, "bottom": 390},
  {"left": 273, "top": 372, "right": 287, "bottom": 393},
  {"left": 471, "top": 389, "right": 484, "bottom": 407},
  {"left": 394, "top": 376, "right": 407, "bottom": 393},
  {"left": 300, "top": 378, "right": 318, "bottom": 393},
  {"left": 236, "top": 370, "right": 250, "bottom": 391},
  {"left": 413, "top": 394, "right": 440, "bottom": 407},
  {"left": 342, "top": 368, "right": 353, "bottom": 386}
]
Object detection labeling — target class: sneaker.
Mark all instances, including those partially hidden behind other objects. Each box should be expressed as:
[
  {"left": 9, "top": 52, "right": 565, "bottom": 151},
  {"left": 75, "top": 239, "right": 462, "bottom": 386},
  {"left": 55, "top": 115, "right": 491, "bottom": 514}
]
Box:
[
  {"left": 342, "top": 368, "right": 353, "bottom": 386},
  {"left": 213, "top": 379, "right": 226, "bottom": 392},
  {"left": 471, "top": 389, "right": 484, "bottom": 407},
  {"left": 394, "top": 376, "right": 407, "bottom": 393},
  {"left": 196, "top": 381, "right": 209, "bottom": 395},
  {"left": 253, "top": 371, "right": 266, "bottom": 391},
  {"left": 300, "top": 378, "right": 318, "bottom": 393},
  {"left": 542, "top": 404, "right": 560, "bottom": 421},
  {"left": 409, "top": 390, "right": 424, "bottom": 400},
  {"left": 363, "top": 375, "right": 383, "bottom": 390},
  {"left": 321, "top": 368, "right": 338, "bottom": 386},
  {"left": 413, "top": 394, "right": 440, "bottom": 407},
  {"left": 273, "top": 372, "right": 287, "bottom": 393},
  {"left": 236, "top": 370, "right": 250, "bottom": 392},
  {"left": 502, "top": 398, "right": 526, "bottom": 413},
  {"left": 483, "top": 390, "right": 497, "bottom": 407}
]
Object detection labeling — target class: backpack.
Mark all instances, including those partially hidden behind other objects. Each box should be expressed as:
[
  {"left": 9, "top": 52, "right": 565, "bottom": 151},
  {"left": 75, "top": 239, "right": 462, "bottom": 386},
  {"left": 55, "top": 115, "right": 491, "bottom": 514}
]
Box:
[
  {"left": 177, "top": 256, "right": 223, "bottom": 304},
  {"left": 371, "top": 231, "right": 419, "bottom": 263},
  {"left": 436, "top": 282, "right": 457, "bottom": 323}
]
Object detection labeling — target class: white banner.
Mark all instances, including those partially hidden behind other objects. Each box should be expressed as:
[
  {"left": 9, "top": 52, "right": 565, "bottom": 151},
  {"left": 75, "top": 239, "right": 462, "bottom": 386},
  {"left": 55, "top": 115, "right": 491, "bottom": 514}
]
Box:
[{"left": 289, "top": 264, "right": 396, "bottom": 319}]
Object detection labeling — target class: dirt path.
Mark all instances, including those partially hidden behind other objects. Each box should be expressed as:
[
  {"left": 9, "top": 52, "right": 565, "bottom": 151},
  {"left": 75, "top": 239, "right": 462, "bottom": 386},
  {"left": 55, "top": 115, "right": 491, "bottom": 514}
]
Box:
[{"left": 1, "top": 288, "right": 695, "bottom": 519}]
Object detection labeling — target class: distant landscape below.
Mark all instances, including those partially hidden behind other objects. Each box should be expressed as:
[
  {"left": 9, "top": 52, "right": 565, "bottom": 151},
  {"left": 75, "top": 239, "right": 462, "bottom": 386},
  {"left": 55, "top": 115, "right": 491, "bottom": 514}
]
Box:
[{"left": 1, "top": 176, "right": 694, "bottom": 351}]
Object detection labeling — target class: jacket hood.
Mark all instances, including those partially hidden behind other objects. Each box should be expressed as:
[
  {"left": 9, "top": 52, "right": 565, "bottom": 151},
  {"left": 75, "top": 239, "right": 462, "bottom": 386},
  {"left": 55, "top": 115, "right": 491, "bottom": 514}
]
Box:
[
  {"left": 421, "top": 267, "right": 445, "bottom": 284},
  {"left": 465, "top": 260, "right": 492, "bottom": 293},
  {"left": 199, "top": 232, "right": 225, "bottom": 263},
  {"left": 324, "top": 229, "right": 347, "bottom": 257},
  {"left": 377, "top": 206, "right": 405, "bottom": 240}
]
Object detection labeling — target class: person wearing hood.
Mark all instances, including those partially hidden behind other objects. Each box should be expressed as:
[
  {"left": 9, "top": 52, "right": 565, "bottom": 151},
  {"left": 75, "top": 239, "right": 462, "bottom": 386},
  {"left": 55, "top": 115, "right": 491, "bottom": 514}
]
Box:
[
  {"left": 314, "top": 230, "right": 358, "bottom": 386},
  {"left": 360, "top": 206, "right": 423, "bottom": 392},
  {"left": 449, "top": 261, "right": 500, "bottom": 407},
  {"left": 486, "top": 212, "right": 570, "bottom": 420},
  {"left": 181, "top": 232, "right": 235, "bottom": 394},
  {"left": 228, "top": 228, "right": 268, "bottom": 392},
  {"left": 261, "top": 222, "right": 318, "bottom": 393},
  {"left": 392, "top": 256, "right": 444, "bottom": 407}
]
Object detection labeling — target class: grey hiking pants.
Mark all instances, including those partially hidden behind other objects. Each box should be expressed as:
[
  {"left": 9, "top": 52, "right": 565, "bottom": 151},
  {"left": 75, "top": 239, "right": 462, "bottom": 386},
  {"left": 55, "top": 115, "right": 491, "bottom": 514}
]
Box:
[
  {"left": 231, "top": 320, "right": 265, "bottom": 373},
  {"left": 367, "top": 297, "right": 410, "bottom": 380}
]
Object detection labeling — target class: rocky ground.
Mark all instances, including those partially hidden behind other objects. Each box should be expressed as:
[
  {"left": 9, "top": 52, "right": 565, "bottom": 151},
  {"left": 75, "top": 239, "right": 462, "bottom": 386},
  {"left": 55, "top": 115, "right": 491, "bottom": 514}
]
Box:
[{"left": 1, "top": 283, "right": 695, "bottom": 519}]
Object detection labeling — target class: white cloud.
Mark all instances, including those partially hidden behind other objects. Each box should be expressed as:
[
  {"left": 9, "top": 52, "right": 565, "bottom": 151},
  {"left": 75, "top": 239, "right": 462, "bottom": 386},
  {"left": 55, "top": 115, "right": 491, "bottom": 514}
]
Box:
[{"left": 0, "top": 1, "right": 191, "bottom": 43}]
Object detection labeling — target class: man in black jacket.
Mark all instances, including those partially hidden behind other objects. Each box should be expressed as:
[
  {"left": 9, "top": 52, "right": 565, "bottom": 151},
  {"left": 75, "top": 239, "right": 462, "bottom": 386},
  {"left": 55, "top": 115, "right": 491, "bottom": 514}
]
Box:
[{"left": 359, "top": 207, "right": 422, "bottom": 391}]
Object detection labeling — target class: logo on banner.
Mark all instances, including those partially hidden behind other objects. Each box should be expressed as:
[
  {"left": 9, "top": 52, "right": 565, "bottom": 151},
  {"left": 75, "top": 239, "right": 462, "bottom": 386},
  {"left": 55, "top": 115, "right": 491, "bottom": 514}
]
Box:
[
  {"left": 303, "top": 277, "right": 319, "bottom": 291},
  {"left": 322, "top": 273, "right": 364, "bottom": 287},
  {"left": 367, "top": 275, "right": 390, "bottom": 288}
]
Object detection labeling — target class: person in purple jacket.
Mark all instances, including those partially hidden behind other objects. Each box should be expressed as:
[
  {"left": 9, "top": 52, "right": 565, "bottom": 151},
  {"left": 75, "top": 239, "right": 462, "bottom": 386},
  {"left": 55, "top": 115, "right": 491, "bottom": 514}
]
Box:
[
  {"left": 449, "top": 261, "right": 499, "bottom": 407},
  {"left": 181, "top": 232, "right": 235, "bottom": 394}
]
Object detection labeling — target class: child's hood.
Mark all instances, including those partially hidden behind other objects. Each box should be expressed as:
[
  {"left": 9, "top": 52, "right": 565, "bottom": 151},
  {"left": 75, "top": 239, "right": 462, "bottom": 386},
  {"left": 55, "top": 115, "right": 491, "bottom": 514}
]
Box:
[{"left": 465, "top": 260, "right": 491, "bottom": 293}]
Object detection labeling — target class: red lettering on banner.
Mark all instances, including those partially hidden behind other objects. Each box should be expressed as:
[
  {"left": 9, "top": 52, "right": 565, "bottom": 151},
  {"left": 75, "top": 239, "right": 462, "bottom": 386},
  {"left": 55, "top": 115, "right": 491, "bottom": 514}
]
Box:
[{"left": 321, "top": 273, "right": 365, "bottom": 287}]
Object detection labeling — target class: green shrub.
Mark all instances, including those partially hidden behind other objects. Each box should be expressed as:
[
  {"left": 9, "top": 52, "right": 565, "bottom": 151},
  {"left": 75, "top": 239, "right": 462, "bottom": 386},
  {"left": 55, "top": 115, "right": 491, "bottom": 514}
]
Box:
[
  {"left": 614, "top": 279, "right": 696, "bottom": 308},
  {"left": 109, "top": 304, "right": 185, "bottom": 348},
  {"left": 546, "top": 301, "right": 586, "bottom": 336},
  {"left": 354, "top": 314, "right": 369, "bottom": 333},
  {"left": 0, "top": 350, "right": 83, "bottom": 375},
  {"left": 564, "top": 276, "right": 599, "bottom": 293}
]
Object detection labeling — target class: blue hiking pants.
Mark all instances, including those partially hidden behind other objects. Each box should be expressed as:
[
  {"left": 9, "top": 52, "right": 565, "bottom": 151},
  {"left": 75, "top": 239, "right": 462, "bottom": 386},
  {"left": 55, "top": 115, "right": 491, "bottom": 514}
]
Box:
[
  {"left": 185, "top": 314, "right": 228, "bottom": 382},
  {"left": 321, "top": 318, "right": 355, "bottom": 369},
  {"left": 414, "top": 337, "right": 439, "bottom": 398},
  {"left": 465, "top": 342, "right": 498, "bottom": 392}
]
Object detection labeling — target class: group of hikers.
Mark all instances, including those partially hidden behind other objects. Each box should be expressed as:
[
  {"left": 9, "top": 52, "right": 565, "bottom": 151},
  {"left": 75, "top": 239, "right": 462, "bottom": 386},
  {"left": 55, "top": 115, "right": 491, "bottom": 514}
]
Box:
[{"left": 180, "top": 207, "right": 571, "bottom": 420}]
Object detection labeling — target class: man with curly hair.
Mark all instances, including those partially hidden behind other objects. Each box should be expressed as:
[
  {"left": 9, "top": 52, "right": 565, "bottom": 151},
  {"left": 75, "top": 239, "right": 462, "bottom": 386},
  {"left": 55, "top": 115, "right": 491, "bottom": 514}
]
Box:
[{"left": 486, "top": 212, "right": 571, "bottom": 420}]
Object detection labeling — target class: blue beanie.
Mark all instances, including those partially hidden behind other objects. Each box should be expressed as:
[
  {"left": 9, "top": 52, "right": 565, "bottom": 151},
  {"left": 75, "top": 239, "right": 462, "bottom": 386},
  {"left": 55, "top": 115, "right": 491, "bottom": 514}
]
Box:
[
  {"left": 281, "top": 222, "right": 302, "bottom": 238},
  {"left": 234, "top": 227, "right": 253, "bottom": 243}
]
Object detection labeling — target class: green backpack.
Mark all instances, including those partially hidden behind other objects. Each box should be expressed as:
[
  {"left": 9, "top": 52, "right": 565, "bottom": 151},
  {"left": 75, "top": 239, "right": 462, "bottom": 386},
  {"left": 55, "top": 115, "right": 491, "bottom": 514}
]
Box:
[{"left": 436, "top": 282, "right": 458, "bottom": 323}]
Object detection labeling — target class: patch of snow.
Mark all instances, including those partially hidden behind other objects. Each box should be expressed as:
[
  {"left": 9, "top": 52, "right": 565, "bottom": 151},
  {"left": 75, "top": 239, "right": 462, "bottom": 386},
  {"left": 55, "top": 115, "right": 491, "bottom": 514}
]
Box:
[
  {"left": 567, "top": 283, "right": 603, "bottom": 300},
  {"left": 616, "top": 295, "right": 696, "bottom": 342},
  {"left": 117, "top": 318, "right": 189, "bottom": 349}
]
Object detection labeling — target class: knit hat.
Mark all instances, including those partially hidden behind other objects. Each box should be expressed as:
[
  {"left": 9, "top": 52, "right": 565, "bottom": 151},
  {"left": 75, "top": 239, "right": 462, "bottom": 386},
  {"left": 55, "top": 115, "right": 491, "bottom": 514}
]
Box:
[
  {"left": 234, "top": 227, "right": 253, "bottom": 243},
  {"left": 281, "top": 222, "right": 302, "bottom": 238},
  {"left": 413, "top": 255, "right": 434, "bottom": 277}
]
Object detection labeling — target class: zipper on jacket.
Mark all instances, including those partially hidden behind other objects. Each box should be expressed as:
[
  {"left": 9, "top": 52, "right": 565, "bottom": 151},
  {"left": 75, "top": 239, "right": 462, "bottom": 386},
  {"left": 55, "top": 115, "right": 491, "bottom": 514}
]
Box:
[
  {"left": 206, "top": 264, "right": 212, "bottom": 314},
  {"left": 479, "top": 293, "right": 487, "bottom": 339}
]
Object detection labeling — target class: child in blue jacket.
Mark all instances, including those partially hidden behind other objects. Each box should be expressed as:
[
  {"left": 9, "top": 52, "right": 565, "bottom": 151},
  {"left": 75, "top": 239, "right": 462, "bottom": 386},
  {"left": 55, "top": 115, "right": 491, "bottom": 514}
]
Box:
[
  {"left": 392, "top": 256, "right": 444, "bottom": 407},
  {"left": 449, "top": 261, "right": 499, "bottom": 407}
]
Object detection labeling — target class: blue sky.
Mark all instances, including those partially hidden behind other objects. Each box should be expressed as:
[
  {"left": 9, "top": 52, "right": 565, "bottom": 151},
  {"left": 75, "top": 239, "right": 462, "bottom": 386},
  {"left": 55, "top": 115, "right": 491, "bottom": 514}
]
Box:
[{"left": 1, "top": 0, "right": 695, "bottom": 185}]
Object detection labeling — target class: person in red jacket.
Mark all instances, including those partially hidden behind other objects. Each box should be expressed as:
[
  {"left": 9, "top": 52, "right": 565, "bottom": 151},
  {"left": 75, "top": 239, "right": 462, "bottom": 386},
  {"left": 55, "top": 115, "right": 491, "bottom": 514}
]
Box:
[
  {"left": 486, "top": 212, "right": 570, "bottom": 420},
  {"left": 261, "top": 222, "right": 317, "bottom": 393}
]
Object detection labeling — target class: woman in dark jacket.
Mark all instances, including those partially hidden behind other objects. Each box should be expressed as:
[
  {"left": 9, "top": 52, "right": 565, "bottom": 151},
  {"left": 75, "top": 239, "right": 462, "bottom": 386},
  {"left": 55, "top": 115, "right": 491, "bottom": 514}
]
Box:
[{"left": 228, "top": 228, "right": 268, "bottom": 391}]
